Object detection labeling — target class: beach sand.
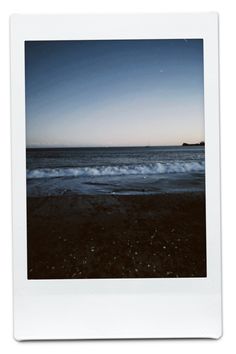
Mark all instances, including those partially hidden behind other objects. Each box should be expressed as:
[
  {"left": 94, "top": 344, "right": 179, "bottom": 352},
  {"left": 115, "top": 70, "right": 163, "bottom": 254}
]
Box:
[{"left": 27, "top": 192, "right": 206, "bottom": 279}]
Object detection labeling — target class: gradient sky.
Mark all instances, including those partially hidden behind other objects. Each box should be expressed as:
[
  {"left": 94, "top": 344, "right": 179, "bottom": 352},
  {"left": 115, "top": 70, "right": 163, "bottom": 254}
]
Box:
[{"left": 25, "top": 39, "right": 204, "bottom": 147}]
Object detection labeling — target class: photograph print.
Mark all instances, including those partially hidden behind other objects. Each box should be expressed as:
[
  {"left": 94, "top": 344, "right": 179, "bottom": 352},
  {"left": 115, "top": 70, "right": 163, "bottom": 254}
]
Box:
[{"left": 25, "top": 39, "right": 206, "bottom": 279}]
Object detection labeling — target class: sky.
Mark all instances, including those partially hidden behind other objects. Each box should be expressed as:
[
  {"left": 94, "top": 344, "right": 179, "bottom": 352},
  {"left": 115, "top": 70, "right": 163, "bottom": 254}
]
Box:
[{"left": 25, "top": 39, "right": 204, "bottom": 147}]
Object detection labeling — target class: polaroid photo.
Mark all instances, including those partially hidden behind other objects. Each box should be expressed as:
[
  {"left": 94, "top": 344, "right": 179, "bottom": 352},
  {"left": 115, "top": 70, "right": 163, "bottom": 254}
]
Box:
[{"left": 10, "top": 13, "right": 222, "bottom": 340}]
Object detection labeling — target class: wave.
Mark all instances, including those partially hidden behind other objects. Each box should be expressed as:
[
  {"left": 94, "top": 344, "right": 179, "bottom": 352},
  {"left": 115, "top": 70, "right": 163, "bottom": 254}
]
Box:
[{"left": 27, "top": 161, "right": 205, "bottom": 179}]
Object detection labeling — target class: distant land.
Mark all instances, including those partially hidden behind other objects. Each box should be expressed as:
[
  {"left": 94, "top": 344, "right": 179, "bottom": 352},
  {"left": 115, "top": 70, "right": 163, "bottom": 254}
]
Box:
[{"left": 182, "top": 141, "right": 205, "bottom": 147}]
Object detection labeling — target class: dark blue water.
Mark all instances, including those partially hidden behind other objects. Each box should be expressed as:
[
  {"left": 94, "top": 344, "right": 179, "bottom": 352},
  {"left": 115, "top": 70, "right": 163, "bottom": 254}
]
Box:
[{"left": 26, "top": 146, "right": 205, "bottom": 196}]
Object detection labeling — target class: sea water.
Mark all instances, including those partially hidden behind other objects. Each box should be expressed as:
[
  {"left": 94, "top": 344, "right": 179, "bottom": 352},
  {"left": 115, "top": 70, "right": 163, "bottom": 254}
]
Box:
[{"left": 26, "top": 146, "right": 205, "bottom": 196}]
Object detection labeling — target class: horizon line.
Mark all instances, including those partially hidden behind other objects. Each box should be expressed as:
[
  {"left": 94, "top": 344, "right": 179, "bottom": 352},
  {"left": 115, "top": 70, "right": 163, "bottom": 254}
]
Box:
[{"left": 26, "top": 142, "right": 204, "bottom": 149}]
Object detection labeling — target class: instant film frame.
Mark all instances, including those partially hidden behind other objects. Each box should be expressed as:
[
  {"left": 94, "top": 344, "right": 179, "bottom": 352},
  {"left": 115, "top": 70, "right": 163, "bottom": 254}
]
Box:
[{"left": 11, "top": 14, "right": 222, "bottom": 340}]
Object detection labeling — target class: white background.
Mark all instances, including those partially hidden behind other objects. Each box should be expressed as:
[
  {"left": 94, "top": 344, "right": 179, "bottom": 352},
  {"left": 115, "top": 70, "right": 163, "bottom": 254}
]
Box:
[{"left": 0, "top": 0, "right": 234, "bottom": 352}]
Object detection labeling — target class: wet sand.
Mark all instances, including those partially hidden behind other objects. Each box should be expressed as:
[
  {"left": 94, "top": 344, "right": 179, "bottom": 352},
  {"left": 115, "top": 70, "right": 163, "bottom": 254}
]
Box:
[{"left": 27, "top": 193, "right": 206, "bottom": 279}]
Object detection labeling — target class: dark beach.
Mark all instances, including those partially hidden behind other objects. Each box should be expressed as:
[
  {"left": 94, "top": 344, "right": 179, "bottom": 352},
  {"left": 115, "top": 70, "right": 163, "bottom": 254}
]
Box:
[{"left": 27, "top": 192, "right": 206, "bottom": 279}]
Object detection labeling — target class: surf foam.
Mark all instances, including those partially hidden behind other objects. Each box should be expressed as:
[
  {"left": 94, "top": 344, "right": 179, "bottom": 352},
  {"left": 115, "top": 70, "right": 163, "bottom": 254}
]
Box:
[{"left": 27, "top": 161, "right": 205, "bottom": 179}]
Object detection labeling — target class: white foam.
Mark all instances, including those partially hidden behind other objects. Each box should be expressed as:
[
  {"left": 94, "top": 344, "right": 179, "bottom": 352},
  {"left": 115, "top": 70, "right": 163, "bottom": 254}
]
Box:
[{"left": 27, "top": 161, "right": 205, "bottom": 179}]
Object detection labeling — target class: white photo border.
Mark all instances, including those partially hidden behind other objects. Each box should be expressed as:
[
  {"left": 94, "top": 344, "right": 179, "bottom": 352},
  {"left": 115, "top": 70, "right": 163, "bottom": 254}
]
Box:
[{"left": 10, "top": 13, "right": 222, "bottom": 340}]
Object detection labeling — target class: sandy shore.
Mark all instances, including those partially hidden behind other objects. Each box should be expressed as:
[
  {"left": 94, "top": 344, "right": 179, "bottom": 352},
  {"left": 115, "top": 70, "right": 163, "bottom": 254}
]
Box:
[{"left": 27, "top": 193, "right": 206, "bottom": 279}]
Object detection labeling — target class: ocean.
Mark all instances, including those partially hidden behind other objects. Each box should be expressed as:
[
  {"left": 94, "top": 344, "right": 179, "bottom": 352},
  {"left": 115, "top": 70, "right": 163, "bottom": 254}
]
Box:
[{"left": 26, "top": 146, "right": 205, "bottom": 197}]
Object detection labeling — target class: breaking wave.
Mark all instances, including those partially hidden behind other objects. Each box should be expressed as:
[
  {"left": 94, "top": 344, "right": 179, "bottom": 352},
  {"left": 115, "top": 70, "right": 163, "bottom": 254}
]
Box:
[{"left": 27, "top": 161, "right": 205, "bottom": 179}]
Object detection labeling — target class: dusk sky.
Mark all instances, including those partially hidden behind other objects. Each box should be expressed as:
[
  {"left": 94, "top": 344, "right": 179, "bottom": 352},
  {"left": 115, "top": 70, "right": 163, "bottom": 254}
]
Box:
[{"left": 25, "top": 39, "right": 204, "bottom": 147}]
